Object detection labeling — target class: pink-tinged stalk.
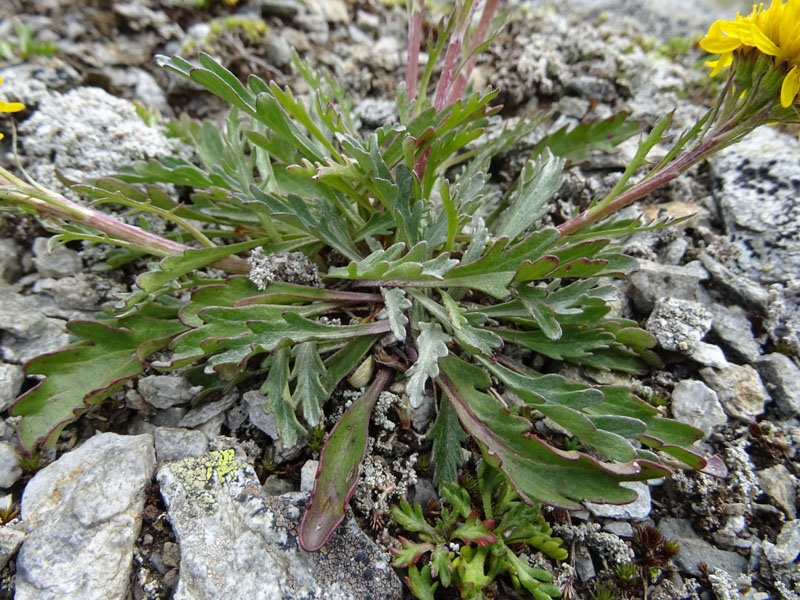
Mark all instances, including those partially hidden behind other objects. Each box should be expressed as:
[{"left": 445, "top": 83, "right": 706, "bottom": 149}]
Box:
[
  {"left": 556, "top": 115, "right": 762, "bottom": 237},
  {"left": 0, "top": 173, "right": 251, "bottom": 274},
  {"left": 405, "top": 0, "right": 424, "bottom": 103},
  {"left": 447, "top": 0, "right": 499, "bottom": 105},
  {"left": 433, "top": 2, "right": 477, "bottom": 113}
]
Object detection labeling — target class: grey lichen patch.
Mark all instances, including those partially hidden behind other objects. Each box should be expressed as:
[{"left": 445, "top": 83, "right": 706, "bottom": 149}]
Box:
[{"left": 247, "top": 249, "right": 323, "bottom": 290}]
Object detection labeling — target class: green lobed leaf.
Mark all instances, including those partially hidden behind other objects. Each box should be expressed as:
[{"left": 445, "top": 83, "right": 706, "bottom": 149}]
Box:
[
  {"left": 12, "top": 308, "right": 187, "bottom": 452},
  {"left": 496, "top": 149, "right": 564, "bottom": 242},
  {"left": 391, "top": 537, "right": 437, "bottom": 567},
  {"left": 429, "top": 395, "right": 467, "bottom": 487},
  {"left": 381, "top": 288, "right": 411, "bottom": 342},
  {"left": 437, "top": 355, "right": 670, "bottom": 509},
  {"left": 391, "top": 500, "right": 439, "bottom": 540},
  {"left": 406, "top": 322, "right": 451, "bottom": 409},
  {"left": 291, "top": 342, "right": 328, "bottom": 427},
  {"left": 260, "top": 346, "right": 305, "bottom": 448},
  {"left": 405, "top": 565, "right": 438, "bottom": 600},
  {"left": 530, "top": 112, "right": 640, "bottom": 164}
]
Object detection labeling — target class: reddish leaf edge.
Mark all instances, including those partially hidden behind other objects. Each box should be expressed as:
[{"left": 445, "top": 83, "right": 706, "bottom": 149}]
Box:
[{"left": 298, "top": 367, "right": 393, "bottom": 552}]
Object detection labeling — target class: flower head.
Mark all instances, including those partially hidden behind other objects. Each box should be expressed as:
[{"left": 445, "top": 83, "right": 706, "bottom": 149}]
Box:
[
  {"left": 0, "top": 77, "right": 25, "bottom": 141},
  {"left": 700, "top": 1, "right": 800, "bottom": 108}
]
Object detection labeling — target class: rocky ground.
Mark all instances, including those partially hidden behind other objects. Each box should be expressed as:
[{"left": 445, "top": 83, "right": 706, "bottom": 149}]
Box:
[{"left": 0, "top": 0, "right": 799, "bottom": 599}]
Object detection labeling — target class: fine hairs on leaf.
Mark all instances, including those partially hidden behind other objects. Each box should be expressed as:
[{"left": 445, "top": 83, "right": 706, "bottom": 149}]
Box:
[{"left": 0, "top": 3, "right": 749, "bottom": 591}]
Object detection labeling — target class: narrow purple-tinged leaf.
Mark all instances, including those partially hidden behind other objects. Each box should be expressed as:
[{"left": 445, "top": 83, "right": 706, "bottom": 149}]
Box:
[{"left": 299, "top": 368, "right": 393, "bottom": 551}]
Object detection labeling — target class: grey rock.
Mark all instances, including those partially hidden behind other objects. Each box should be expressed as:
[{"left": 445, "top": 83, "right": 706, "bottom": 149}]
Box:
[
  {"left": 627, "top": 259, "right": 710, "bottom": 313},
  {"left": 566, "top": 75, "right": 617, "bottom": 101},
  {"left": 16, "top": 433, "right": 155, "bottom": 600},
  {"left": 700, "top": 364, "right": 769, "bottom": 422},
  {"left": 410, "top": 478, "right": 438, "bottom": 509},
  {"left": 0, "top": 362, "right": 24, "bottom": 413},
  {"left": 32, "top": 237, "right": 82, "bottom": 278},
  {"left": 256, "top": 0, "right": 301, "bottom": 18},
  {"left": 524, "top": 0, "right": 734, "bottom": 41},
  {"left": 0, "top": 238, "right": 22, "bottom": 283},
  {"left": 305, "top": 0, "right": 349, "bottom": 22},
  {"left": 603, "top": 521, "right": 634, "bottom": 538},
  {"left": 154, "top": 427, "right": 208, "bottom": 463},
  {"left": 226, "top": 400, "right": 248, "bottom": 431},
  {"left": 659, "top": 237, "right": 688, "bottom": 266},
  {"left": 711, "top": 126, "right": 800, "bottom": 284},
  {"left": 756, "top": 464, "right": 796, "bottom": 519},
  {"left": 585, "top": 481, "right": 651, "bottom": 520},
  {"left": 157, "top": 453, "right": 402, "bottom": 600},
  {"left": 0, "top": 58, "right": 82, "bottom": 107},
  {"left": 177, "top": 391, "right": 238, "bottom": 429},
  {"left": 658, "top": 517, "right": 748, "bottom": 577},
  {"left": 410, "top": 392, "right": 435, "bottom": 433},
  {"left": 574, "top": 543, "right": 596, "bottom": 582},
  {"left": 263, "top": 474, "right": 296, "bottom": 496},
  {"left": 32, "top": 275, "right": 100, "bottom": 312},
  {"left": 139, "top": 375, "right": 198, "bottom": 410},
  {"left": 195, "top": 410, "right": 226, "bottom": 439},
  {"left": 242, "top": 390, "right": 279, "bottom": 438},
  {"left": 0, "top": 525, "right": 26, "bottom": 569},
  {"left": 756, "top": 353, "right": 800, "bottom": 417},
  {"left": 0, "top": 282, "right": 69, "bottom": 363},
  {"left": 671, "top": 380, "right": 727, "bottom": 437},
  {"left": 0, "top": 419, "right": 14, "bottom": 442},
  {"left": 300, "top": 459, "right": 318, "bottom": 493},
  {"left": 266, "top": 33, "right": 293, "bottom": 67},
  {"left": 699, "top": 252, "right": 770, "bottom": 313},
  {"left": 713, "top": 515, "right": 747, "bottom": 549},
  {"left": 356, "top": 9, "right": 381, "bottom": 34},
  {"left": 646, "top": 297, "right": 712, "bottom": 354},
  {"left": 764, "top": 519, "right": 800, "bottom": 565},
  {"left": 688, "top": 342, "right": 730, "bottom": 369},
  {"left": 297, "top": 12, "right": 328, "bottom": 45},
  {"left": 20, "top": 87, "right": 191, "bottom": 198},
  {"left": 356, "top": 98, "right": 397, "bottom": 128},
  {"left": 0, "top": 442, "right": 22, "bottom": 488},
  {"left": 711, "top": 304, "right": 761, "bottom": 363}
]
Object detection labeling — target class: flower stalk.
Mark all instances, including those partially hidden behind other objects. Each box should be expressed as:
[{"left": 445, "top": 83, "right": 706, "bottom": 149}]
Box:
[{"left": 0, "top": 166, "right": 251, "bottom": 274}]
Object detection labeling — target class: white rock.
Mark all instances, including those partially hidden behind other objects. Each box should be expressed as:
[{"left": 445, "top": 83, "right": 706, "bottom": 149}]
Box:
[
  {"left": 15, "top": 433, "right": 155, "bottom": 600},
  {"left": 0, "top": 442, "right": 21, "bottom": 488},
  {"left": 300, "top": 459, "right": 318, "bottom": 493},
  {"left": 689, "top": 342, "right": 730, "bottom": 369},
  {"left": 671, "top": 379, "right": 727, "bottom": 437},
  {"left": 156, "top": 454, "right": 401, "bottom": 599},
  {"left": 585, "top": 481, "right": 651, "bottom": 520},
  {"left": 0, "top": 362, "right": 24, "bottom": 413},
  {"left": 700, "top": 364, "right": 769, "bottom": 422},
  {"left": 764, "top": 519, "right": 800, "bottom": 565}
]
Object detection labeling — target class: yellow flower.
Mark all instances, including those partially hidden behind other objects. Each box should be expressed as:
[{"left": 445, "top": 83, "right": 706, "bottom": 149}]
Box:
[
  {"left": 700, "top": 0, "right": 800, "bottom": 108},
  {"left": 0, "top": 76, "right": 25, "bottom": 141}
]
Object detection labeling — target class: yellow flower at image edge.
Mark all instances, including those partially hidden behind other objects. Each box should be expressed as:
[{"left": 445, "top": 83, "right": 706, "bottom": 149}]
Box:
[
  {"left": 0, "top": 76, "right": 25, "bottom": 141},
  {"left": 700, "top": 0, "right": 800, "bottom": 108}
]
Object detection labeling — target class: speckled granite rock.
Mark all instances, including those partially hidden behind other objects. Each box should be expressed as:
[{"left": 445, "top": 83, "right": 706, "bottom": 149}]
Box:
[
  {"left": 157, "top": 448, "right": 402, "bottom": 600},
  {"left": 15, "top": 433, "right": 155, "bottom": 600},
  {"left": 710, "top": 127, "right": 800, "bottom": 285}
]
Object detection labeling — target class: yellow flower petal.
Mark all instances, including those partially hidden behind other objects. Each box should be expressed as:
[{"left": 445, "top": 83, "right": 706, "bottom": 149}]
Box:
[
  {"left": 749, "top": 23, "right": 780, "bottom": 56},
  {"left": 0, "top": 100, "right": 25, "bottom": 113},
  {"left": 780, "top": 65, "right": 800, "bottom": 108},
  {"left": 0, "top": 133, "right": 4, "bottom": 141},
  {"left": 700, "top": 21, "right": 743, "bottom": 53},
  {"left": 707, "top": 52, "right": 733, "bottom": 77}
]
